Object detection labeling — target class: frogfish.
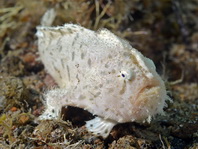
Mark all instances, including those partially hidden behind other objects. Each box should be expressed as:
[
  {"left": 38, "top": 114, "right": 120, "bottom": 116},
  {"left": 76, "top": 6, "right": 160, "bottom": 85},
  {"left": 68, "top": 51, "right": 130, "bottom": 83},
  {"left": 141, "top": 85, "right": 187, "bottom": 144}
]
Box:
[{"left": 36, "top": 24, "right": 169, "bottom": 138}]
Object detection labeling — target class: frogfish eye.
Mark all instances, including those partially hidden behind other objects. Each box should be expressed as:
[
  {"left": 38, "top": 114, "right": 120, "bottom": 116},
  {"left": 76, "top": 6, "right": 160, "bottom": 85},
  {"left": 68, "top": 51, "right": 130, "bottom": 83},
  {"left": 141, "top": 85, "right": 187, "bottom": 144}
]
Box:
[
  {"left": 120, "top": 69, "right": 134, "bottom": 81},
  {"left": 121, "top": 73, "right": 125, "bottom": 77}
]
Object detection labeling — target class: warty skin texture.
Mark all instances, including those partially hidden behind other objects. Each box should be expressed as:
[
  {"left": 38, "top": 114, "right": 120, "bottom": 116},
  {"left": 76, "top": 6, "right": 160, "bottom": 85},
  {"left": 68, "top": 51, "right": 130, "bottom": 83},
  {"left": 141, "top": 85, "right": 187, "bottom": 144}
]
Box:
[{"left": 36, "top": 24, "right": 168, "bottom": 138}]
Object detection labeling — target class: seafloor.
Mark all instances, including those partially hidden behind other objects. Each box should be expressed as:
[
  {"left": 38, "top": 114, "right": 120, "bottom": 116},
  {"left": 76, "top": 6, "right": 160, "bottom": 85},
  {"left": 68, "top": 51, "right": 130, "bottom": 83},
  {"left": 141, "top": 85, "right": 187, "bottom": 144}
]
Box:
[{"left": 0, "top": 0, "right": 197, "bottom": 148}]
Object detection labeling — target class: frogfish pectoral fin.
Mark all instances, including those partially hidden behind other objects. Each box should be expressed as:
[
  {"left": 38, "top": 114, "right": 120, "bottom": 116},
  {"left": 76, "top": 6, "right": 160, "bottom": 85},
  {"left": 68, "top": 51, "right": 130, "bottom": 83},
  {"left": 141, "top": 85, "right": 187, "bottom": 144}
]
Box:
[{"left": 85, "top": 117, "right": 117, "bottom": 138}]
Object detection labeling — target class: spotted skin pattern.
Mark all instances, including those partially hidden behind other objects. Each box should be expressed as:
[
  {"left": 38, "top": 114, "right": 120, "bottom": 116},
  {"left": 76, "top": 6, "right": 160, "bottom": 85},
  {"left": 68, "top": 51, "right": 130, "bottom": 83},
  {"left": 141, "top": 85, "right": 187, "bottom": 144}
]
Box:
[{"left": 36, "top": 24, "right": 169, "bottom": 138}]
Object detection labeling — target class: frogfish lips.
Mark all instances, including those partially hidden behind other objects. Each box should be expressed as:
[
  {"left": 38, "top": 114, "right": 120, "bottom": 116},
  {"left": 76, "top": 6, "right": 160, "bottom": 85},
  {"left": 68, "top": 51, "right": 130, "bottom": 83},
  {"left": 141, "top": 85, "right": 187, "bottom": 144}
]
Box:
[{"left": 131, "top": 81, "right": 166, "bottom": 122}]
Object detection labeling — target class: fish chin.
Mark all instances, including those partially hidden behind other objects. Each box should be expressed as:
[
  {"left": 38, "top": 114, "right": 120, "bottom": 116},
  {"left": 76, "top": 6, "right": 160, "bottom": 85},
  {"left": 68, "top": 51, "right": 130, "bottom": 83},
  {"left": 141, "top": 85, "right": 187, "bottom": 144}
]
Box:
[{"left": 131, "top": 83, "right": 166, "bottom": 122}]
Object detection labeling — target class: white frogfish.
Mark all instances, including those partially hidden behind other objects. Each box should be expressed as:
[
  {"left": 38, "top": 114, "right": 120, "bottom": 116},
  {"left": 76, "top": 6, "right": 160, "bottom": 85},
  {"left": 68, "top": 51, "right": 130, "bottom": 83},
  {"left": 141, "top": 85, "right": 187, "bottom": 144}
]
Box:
[{"left": 36, "top": 24, "right": 168, "bottom": 138}]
